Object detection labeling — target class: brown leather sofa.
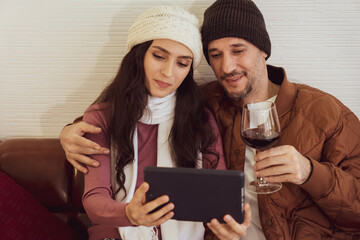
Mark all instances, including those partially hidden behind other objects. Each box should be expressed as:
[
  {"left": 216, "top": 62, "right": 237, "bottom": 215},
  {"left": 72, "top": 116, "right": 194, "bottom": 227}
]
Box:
[{"left": 0, "top": 138, "right": 91, "bottom": 240}]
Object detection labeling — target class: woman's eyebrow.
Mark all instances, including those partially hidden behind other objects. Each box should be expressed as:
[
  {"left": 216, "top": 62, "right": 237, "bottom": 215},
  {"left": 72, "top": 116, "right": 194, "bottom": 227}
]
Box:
[
  {"left": 152, "top": 45, "right": 170, "bottom": 54},
  {"left": 152, "top": 46, "right": 193, "bottom": 60}
]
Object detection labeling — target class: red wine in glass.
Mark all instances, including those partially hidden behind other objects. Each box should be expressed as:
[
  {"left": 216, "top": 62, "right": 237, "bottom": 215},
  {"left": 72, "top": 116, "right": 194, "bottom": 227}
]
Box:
[
  {"left": 241, "top": 101, "right": 282, "bottom": 194},
  {"left": 241, "top": 129, "right": 280, "bottom": 151}
]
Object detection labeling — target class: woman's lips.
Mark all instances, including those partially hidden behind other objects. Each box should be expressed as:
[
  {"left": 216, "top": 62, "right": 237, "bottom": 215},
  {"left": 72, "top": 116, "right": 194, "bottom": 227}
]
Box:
[{"left": 155, "top": 80, "right": 171, "bottom": 88}]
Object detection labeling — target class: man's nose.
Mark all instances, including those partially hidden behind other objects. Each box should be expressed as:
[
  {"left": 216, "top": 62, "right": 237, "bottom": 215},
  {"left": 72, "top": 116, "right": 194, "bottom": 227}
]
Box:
[{"left": 221, "top": 54, "right": 236, "bottom": 74}]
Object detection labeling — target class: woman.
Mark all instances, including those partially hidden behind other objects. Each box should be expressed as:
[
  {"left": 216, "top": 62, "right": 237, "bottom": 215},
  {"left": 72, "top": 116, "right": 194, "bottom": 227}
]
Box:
[{"left": 82, "top": 6, "right": 226, "bottom": 240}]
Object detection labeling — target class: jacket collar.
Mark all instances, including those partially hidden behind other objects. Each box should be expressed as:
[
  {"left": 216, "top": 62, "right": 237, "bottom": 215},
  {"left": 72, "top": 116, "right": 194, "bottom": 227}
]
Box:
[{"left": 269, "top": 65, "right": 297, "bottom": 117}]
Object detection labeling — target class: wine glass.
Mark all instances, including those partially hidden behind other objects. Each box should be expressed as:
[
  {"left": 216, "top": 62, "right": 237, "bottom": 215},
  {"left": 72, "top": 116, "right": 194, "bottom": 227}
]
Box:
[{"left": 241, "top": 101, "right": 282, "bottom": 194}]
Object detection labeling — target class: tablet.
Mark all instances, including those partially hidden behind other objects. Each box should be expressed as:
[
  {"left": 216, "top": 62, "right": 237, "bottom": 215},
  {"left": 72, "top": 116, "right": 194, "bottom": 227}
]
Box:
[{"left": 144, "top": 166, "right": 244, "bottom": 223}]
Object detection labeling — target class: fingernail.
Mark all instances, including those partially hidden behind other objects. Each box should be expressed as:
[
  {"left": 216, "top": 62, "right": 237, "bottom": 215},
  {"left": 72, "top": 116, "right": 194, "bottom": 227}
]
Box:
[
  {"left": 93, "top": 162, "right": 99, "bottom": 167},
  {"left": 211, "top": 219, "right": 219, "bottom": 226},
  {"left": 104, "top": 149, "right": 110, "bottom": 154},
  {"left": 224, "top": 215, "right": 232, "bottom": 221}
]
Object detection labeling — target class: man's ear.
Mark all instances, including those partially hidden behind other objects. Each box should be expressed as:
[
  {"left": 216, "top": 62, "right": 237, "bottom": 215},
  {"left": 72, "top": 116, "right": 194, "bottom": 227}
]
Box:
[{"left": 262, "top": 51, "right": 268, "bottom": 59}]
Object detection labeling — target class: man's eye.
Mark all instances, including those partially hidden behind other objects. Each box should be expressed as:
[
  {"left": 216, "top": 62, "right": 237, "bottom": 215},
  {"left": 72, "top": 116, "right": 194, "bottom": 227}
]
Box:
[
  {"left": 234, "top": 50, "right": 244, "bottom": 54},
  {"left": 210, "top": 54, "right": 221, "bottom": 58}
]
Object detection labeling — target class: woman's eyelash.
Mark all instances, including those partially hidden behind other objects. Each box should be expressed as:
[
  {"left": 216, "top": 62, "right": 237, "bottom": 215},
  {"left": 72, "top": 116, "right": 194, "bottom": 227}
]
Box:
[
  {"left": 152, "top": 53, "right": 189, "bottom": 67},
  {"left": 153, "top": 53, "right": 164, "bottom": 59},
  {"left": 178, "top": 62, "right": 188, "bottom": 67}
]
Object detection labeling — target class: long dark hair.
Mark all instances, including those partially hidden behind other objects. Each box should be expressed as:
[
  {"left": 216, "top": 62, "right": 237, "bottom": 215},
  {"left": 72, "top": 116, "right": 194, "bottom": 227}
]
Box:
[{"left": 93, "top": 40, "right": 219, "bottom": 198}]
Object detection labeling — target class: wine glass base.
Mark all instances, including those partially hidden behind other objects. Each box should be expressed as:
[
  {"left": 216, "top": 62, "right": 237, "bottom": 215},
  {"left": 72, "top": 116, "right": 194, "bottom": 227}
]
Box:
[{"left": 246, "top": 181, "right": 282, "bottom": 194}]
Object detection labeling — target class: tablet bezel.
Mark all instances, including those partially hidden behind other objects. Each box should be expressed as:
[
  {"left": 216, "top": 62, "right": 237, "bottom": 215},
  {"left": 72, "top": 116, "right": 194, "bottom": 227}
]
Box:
[{"left": 144, "top": 166, "right": 244, "bottom": 223}]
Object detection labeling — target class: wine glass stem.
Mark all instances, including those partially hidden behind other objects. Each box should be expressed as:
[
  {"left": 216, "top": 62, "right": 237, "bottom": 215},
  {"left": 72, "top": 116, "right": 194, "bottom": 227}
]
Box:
[
  {"left": 255, "top": 151, "right": 268, "bottom": 185},
  {"left": 258, "top": 177, "right": 268, "bottom": 186}
]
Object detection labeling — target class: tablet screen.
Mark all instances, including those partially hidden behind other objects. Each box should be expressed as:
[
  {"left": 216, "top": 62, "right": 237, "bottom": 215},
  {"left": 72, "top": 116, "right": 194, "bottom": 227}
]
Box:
[{"left": 144, "top": 166, "right": 244, "bottom": 223}]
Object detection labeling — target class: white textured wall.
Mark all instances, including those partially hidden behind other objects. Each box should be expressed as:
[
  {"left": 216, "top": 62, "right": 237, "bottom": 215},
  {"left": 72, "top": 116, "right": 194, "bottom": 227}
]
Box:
[{"left": 1, "top": 0, "right": 359, "bottom": 139}]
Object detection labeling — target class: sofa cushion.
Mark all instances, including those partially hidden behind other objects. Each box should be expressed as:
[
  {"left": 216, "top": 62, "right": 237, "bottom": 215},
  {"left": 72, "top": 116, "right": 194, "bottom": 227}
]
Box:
[{"left": 0, "top": 170, "right": 77, "bottom": 239}]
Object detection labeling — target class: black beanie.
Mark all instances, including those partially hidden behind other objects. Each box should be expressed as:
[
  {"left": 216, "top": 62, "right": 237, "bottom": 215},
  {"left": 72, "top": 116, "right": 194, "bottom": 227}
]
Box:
[{"left": 201, "top": 0, "right": 271, "bottom": 64}]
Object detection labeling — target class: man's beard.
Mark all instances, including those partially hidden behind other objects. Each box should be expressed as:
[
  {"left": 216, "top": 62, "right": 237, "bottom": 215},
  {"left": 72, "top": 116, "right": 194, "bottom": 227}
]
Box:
[{"left": 220, "top": 71, "right": 254, "bottom": 101}]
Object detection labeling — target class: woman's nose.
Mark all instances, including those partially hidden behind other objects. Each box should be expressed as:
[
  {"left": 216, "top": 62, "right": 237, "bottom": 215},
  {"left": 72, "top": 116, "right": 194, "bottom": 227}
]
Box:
[{"left": 161, "top": 61, "right": 174, "bottom": 77}]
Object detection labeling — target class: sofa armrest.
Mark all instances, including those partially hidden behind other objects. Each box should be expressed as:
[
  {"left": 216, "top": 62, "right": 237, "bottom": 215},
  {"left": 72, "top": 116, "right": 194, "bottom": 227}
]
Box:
[{"left": 0, "top": 138, "right": 73, "bottom": 210}]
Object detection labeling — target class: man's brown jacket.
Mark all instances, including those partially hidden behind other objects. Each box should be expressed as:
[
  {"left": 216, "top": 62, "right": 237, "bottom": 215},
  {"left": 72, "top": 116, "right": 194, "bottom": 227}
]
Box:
[{"left": 202, "top": 65, "right": 360, "bottom": 240}]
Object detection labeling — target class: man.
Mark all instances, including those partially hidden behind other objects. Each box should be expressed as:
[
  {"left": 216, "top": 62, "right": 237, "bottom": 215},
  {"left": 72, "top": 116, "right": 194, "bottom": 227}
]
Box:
[{"left": 60, "top": 0, "right": 360, "bottom": 239}]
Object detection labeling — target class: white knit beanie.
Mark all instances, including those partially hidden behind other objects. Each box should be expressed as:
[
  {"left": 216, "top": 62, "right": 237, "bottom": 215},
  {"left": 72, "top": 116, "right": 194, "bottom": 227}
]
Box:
[{"left": 127, "top": 6, "right": 202, "bottom": 69}]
